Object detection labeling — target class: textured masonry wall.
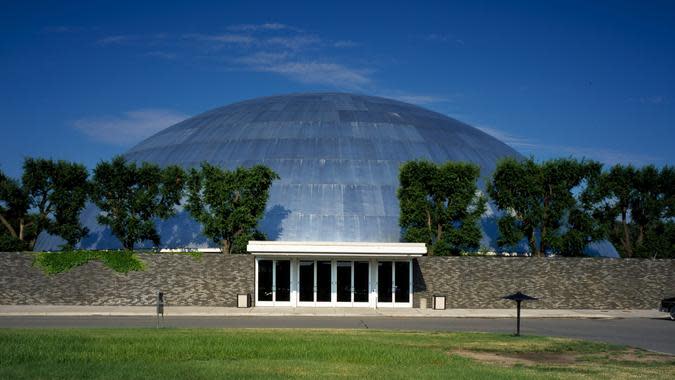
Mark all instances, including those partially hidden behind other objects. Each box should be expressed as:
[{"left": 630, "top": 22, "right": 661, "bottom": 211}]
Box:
[
  {"left": 413, "top": 257, "right": 675, "bottom": 309},
  {"left": 1, "top": 253, "right": 673, "bottom": 309},
  {"left": 0, "top": 252, "right": 254, "bottom": 307}
]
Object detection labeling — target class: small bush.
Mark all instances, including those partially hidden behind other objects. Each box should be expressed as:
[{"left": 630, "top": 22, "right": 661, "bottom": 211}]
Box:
[
  {"left": 33, "top": 250, "right": 145, "bottom": 275},
  {"left": 0, "top": 235, "right": 28, "bottom": 252},
  {"left": 98, "top": 251, "right": 145, "bottom": 273},
  {"left": 33, "top": 250, "right": 96, "bottom": 274}
]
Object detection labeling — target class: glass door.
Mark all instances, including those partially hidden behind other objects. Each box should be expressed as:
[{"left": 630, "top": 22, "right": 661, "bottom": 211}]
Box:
[
  {"left": 377, "top": 260, "right": 411, "bottom": 308},
  {"left": 394, "top": 261, "right": 410, "bottom": 304},
  {"left": 377, "top": 261, "right": 393, "bottom": 304},
  {"left": 353, "top": 261, "right": 370, "bottom": 306},
  {"left": 275, "top": 260, "right": 291, "bottom": 305},
  {"left": 336, "top": 261, "right": 352, "bottom": 305},
  {"left": 256, "top": 259, "right": 291, "bottom": 306},
  {"left": 298, "top": 260, "right": 315, "bottom": 306},
  {"left": 316, "top": 260, "right": 332, "bottom": 305},
  {"left": 257, "top": 260, "right": 273, "bottom": 303}
]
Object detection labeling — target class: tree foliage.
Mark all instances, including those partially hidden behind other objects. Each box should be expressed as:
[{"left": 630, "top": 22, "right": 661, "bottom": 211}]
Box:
[
  {"left": 487, "top": 157, "right": 603, "bottom": 256},
  {"left": 585, "top": 164, "right": 674, "bottom": 258},
  {"left": 398, "top": 160, "right": 486, "bottom": 255},
  {"left": 185, "top": 163, "right": 279, "bottom": 254},
  {"left": 0, "top": 158, "right": 89, "bottom": 250},
  {"left": 90, "top": 156, "right": 185, "bottom": 251}
]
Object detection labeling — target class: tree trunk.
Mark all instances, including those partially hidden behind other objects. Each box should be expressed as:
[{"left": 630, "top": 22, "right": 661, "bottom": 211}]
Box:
[
  {"left": 426, "top": 210, "right": 432, "bottom": 233},
  {"left": 425, "top": 210, "right": 433, "bottom": 256},
  {"left": 540, "top": 224, "right": 546, "bottom": 257},
  {"left": 221, "top": 239, "right": 231, "bottom": 254},
  {"left": 621, "top": 209, "right": 632, "bottom": 257},
  {"left": 0, "top": 214, "right": 17, "bottom": 238},
  {"left": 436, "top": 223, "right": 443, "bottom": 242},
  {"left": 530, "top": 229, "right": 540, "bottom": 257},
  {"left": 542, "top": 190, "right": 549, "bottom": 256}
]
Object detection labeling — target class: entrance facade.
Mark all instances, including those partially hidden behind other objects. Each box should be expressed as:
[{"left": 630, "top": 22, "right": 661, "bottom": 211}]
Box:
[{"left": 248, "top": 241, "right": 426, "bottom": 308}]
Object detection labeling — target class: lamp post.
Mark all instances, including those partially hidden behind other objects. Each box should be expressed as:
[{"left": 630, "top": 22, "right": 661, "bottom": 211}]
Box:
[
  {"left": 502, "top": 291, "right": 538, "bottom": 336},
  {"left": 156, "top": 291, "right": 165, "bottom": 328}
]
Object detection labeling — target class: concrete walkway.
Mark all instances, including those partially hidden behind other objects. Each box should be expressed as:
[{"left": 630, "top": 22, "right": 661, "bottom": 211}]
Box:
[{"left": 0, "top": 305, "right": 665, "bottom": 319}]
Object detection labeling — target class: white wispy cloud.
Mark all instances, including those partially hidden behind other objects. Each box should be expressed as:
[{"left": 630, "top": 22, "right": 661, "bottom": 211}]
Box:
[
  {"left": 279, "top": 62, "right": 370, "bottom": 87},
  {"left": 253, "top": 61, "right": 371, "bottom": 89},
  {"left": 227, "top": 23, "right": 292, "bottom": 32},
  {"left": 72, "top": 109, "right": 189, "bottom": 146},
  {"left": 637, "top": 96, "right": 668, "bottom": 105},
  {"left": 475, "top": 126, "right": 539, "bottom": 149},
  {"left": 333, "top": 40, "right": 359, "bottom": 48},
  {"left": 144, "top": 51, "right": 177, "bottom": 60},
  {"left": 540, "top": 145, "right": 661, "bottom": 166},
  {"left": 95, "top": 23, "right": 371, "bottom": 89},
  {"left": 96, "top": 34, "right": 137, "bottom": 45},
  {"left": 265, "top": 35, "right": 320, "bottom": 49},
  {"left": 422, "top": 33, "right": 465, "bottom": 45},
  {"left": 42, "top": 26, "right": 81, "bottom": 33},
  {"left": 476, "top": 125, "right": 660, "bottom": 165},
  {"left": 233, "top": 47, "right": 370, "bottom": 89},
  {"left": 384, "top": 94, "right": 450, "bottom": 105},
  {"left": 182, "top": 33, "right": 254, "bottom": 45},
  {"left": 235, "top": 51, "right": 289, "bottom": 65}
]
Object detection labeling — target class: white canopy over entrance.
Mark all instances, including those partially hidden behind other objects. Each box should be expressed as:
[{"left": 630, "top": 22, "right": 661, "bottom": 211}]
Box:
[{"left": 247, "top": 241, "right": 426, "bottom": 308}]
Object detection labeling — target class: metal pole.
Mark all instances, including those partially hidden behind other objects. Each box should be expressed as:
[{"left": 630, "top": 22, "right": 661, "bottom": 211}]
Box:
[{"left": 516, "top": 300, "right": 521, "bottom": 336}]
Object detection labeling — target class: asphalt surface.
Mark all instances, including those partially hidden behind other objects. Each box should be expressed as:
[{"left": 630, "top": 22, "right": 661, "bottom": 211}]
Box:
[{"left": 1, "top": 316, "right": 673, "bottom": 354}]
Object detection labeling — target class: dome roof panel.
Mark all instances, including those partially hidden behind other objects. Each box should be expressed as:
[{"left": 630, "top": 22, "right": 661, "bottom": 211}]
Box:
[{"left": 39, "top": 92, "right": 526, "bottom": 249}]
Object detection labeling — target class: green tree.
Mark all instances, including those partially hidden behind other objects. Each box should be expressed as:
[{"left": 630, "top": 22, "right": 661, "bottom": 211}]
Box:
[
  {"left": 185, "top": 163, "right": 279, "bottom": 254},
  {"left": 398, "top": 160, "right": 486, "bottom": 256},
  {"left": 588, "top": 164, "right": 637, "bottom": 257},
  {"left": 91, "top": 156, "right": 185, "bottom": 251},
  {"left": 487, "top": 157, "right": 602, "bottom": 256},
  {"left": 588, "top": 164, "right": 674, "bottom": 258},
  {"left": 0, "top": 158, "right": 90, "bottom": 250}
]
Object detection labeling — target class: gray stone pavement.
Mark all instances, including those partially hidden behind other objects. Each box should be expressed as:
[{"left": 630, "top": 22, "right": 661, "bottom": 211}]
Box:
[{"left": 0, "top": 305, "right": 667, "bottom": 319}]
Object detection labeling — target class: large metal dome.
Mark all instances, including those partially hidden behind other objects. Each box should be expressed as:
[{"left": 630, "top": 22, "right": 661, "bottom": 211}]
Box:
[{"left": 42, "top": 93, "right": 523, "bottom": 248}]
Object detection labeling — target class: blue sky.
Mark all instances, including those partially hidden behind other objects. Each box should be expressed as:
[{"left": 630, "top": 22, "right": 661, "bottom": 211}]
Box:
[{"left": 1, "top": 0, "right": 674, "bottom": 178}]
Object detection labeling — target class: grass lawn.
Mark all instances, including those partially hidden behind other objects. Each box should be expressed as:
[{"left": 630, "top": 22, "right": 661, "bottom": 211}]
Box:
[{"left": 1, "top": 329, "right": 673, "bottom": 379}]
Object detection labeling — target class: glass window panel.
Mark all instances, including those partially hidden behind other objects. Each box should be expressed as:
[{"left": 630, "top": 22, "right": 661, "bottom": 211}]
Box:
[
  {"left": 378, "top": 261, "right": 392, "bottom": 303},
  {"left": 258, "top": 260, "right": 273, "bottom": 301},
  {"left": 275, "top": 260, "right": 291, "bottom": 302},
  {"left": 354, "top": 261, "right": 369, "bottom": 303},
  {"left": 337, "top": 261, "right": 352, "bottom": 302},
  {"left": 299, "top": 261, "right": 314, "bottom": 302},
  {"left": 395, "top": 261, "right": 410, "bottom": 303},
  {"left": 316, "top": 261, "right": 332, "bottom": 302}
]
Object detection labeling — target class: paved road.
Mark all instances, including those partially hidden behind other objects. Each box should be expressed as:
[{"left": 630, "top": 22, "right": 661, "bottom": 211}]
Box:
[{"left": 1, "top": 316, "right": 673, "bottom": 354}]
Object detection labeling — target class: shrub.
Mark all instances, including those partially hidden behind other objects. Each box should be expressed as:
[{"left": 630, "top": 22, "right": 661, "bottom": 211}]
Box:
[
  {"left": 98, "top": 251, "right": 145, "bottom": 273},
  {"left": 0, "top": 234, "right": 28, "bottom": 252},
  {"left": 33, "top": 250, "right": 145, "bottom": 275},
  {"left": 33, "top": 250, "right": 97, "bottom": 274}
]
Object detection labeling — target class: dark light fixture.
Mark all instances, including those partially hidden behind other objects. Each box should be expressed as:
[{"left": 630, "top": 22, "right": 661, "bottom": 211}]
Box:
[{"left": 502, "top": 291, "right": 538, "bottom": 336}]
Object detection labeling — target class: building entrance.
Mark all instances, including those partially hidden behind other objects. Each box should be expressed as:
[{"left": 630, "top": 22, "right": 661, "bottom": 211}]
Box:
[{"left": 255, "top": 258, "right": 412, "bottom": 308}]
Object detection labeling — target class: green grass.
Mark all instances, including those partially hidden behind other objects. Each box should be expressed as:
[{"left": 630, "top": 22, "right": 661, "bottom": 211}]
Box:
[{"left": 0, "top": 329, "right": 673, "bottom": 379}]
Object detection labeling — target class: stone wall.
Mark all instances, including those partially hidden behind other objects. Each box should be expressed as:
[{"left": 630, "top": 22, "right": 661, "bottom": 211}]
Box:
[
  {"left": 414, "top": 256, "right": 675, "bottom": 309},
  {"left": 0, "top": 252, "right": 254, "bottom": 307},
  {"left": 1, "top": 253, "right": 673, "bottom": 309}
]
